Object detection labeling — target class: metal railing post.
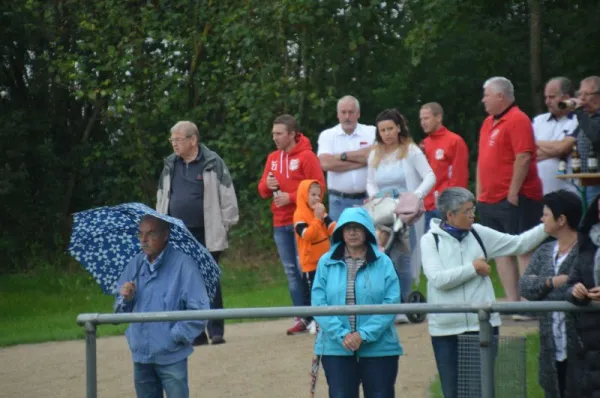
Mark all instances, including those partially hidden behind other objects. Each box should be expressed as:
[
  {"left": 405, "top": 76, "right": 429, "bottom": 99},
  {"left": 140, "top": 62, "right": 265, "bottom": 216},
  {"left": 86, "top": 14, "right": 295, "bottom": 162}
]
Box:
[
  {"left": 84, "top": 321, "right": 98, "bottom": 398},
  {"left": 478, "top": 309, "right": 494, "bottom": 398}
]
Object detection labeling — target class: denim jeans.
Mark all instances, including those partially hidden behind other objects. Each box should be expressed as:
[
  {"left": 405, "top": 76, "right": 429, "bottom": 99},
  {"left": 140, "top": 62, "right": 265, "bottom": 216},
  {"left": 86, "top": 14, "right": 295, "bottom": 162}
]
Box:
[
  {"left": 585, "top": 186, "right": 600, "bottom": 209},
  {"left": 133, "top": 359, "right": 188, "bottom": 398},
  {"left": 388, "top": 226, "right": 416, "bottom": 302},
  {"left": 431, "top": 327, "right": 499, "bottom": 398},
  {"left": 273, "top": 225, "right": 304, "bottom": 307},
  {"left": 328, "top": 193, "right": 366, "bottom": 221},
  {"left": 321, "top": 355, "right": 399, "bottom": 398},
  {"left": 424, "top": 209, "right": 440, "bottom": 233}
]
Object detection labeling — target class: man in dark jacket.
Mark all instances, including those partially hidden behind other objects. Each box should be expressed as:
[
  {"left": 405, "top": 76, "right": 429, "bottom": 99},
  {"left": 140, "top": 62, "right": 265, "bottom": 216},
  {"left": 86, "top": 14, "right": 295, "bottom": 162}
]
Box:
[
  {"left": 157, "top": 121, "right": 239, "bottom": 345},
  {"left": 564, "top": 76, "right": 600, "bottom": 205}
]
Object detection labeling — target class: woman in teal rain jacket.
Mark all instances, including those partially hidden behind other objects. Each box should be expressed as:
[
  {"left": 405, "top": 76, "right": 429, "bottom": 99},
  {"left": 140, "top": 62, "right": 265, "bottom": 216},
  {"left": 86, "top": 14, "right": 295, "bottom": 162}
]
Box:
[{"left": 312, "top": 207, "right": 403, "bottom": 398}]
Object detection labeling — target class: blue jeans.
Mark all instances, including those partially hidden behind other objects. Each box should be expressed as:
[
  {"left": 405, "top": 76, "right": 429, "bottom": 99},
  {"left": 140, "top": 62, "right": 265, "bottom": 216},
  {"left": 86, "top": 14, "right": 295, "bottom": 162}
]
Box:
[
  {"left": 388, "top": 226, "right": 416, "bottom": 302},
  {"left": 585, "top": 186, "right": 600, "bottom": 209},
  {"left": 424, "top": 209, "right": 440, "bottom": 233},
  {"left": 328, "top": 193, "right": 365, "bottom": 221},
  {"left": 321, "top": 355, "right": 399, "bottom": 398},
  {"left": 431, "top": 327, "right": 499, "bottom": 398},
  {"left": 133, "top": 359, "right": 188, "bottom": 398},
  {"left": 273, "top": 225, "right": 304, "bottom": 307}
]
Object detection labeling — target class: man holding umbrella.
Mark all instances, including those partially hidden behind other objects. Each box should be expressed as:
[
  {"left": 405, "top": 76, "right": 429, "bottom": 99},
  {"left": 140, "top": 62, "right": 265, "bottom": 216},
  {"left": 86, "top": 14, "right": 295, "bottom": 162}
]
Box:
[
  {"left": 156, "top": 120, "right": 239, "bottom": 345},
  {"left": 115, "top": 214, "right": 210, "bottom": 398}
]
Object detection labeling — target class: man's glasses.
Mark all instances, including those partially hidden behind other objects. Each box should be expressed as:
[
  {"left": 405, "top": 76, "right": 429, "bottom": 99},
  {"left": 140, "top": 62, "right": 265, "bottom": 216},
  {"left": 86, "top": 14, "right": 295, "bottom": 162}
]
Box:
[{"left": 168, "top": 136, "right": 191, "bottom": 144}]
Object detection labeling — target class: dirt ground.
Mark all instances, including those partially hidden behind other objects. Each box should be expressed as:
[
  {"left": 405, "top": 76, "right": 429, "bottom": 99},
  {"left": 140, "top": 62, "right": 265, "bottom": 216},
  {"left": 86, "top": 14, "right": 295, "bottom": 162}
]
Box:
[{"left": 0, "top": 318, "right": 537, "bottom": 398}]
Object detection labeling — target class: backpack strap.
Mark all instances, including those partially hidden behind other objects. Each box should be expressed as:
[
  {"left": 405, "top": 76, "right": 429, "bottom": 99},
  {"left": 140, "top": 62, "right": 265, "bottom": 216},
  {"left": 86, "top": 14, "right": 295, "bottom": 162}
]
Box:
[
  {"left": 432, "top": 229, "right": 487, "bottom": 259},
  {"left": 470, "top": 228, "right": 487, "bottom": 259}
]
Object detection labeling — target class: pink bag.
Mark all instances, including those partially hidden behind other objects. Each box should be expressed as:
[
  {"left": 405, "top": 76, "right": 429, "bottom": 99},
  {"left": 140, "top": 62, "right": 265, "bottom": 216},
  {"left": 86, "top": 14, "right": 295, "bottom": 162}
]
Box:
[{"left": 394, "top": 192, "right": 425, "bottom": 225}]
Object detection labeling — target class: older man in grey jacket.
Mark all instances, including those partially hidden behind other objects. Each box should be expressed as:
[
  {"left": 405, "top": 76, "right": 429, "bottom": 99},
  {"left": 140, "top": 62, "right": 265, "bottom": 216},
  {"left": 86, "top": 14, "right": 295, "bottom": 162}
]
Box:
[{"left": 157, "top": 120, "right": 239, "bottom": 345}]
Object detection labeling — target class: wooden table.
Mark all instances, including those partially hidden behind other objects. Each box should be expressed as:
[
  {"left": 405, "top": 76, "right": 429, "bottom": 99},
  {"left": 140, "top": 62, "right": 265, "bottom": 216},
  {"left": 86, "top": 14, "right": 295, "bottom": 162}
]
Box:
[{"left": 556, "top": 172, "right": 600, "bottom": 209}]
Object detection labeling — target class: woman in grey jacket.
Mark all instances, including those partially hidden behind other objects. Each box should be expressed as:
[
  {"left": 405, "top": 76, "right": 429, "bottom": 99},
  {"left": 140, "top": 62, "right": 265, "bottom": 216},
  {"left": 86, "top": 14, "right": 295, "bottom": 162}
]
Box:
[{"left": 519, "top": 190, "right": 583, "bottom": 398}]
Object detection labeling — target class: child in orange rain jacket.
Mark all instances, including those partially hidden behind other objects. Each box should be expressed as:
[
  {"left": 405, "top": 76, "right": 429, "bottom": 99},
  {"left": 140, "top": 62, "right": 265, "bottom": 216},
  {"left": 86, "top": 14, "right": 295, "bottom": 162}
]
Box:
[{"left": 293, "top": 179, "right": 336, "bottom": 334}]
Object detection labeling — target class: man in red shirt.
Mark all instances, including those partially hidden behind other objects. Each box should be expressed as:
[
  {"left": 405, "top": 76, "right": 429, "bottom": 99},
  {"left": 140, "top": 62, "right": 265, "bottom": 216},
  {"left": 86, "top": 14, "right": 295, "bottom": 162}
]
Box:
[
  {"left": 420, "top": 102, "right": 469, "bottom": 231},
  {"left": 258, "top": 114, "right": 325, "bottom": 335},
  {"left": 477, "top": 77, "right": 543, "bottom": 315}
]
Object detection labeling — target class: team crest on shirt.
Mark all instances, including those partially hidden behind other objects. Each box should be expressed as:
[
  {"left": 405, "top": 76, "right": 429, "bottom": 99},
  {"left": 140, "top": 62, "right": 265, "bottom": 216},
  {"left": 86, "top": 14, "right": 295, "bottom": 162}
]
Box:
[
  {"left": 289, "top": 158, "right": 300, "bottom": 171},
  {"left": 435, "top": 149, "right": 444, "bottom": 160},
  {"left": 489, "top": 128, "right": 500, "bottom": 147},
  {"left": 271, "top": 160, "right": 278, "bottom": 171}
]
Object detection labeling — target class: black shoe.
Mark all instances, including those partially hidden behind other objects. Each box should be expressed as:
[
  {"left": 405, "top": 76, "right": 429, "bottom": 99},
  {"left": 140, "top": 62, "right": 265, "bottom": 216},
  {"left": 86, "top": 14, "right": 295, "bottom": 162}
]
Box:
[
  {"left": 193, "top": 333, "right": 209, "bottom": 346},
  {"left": 211, "top": 335, "right": 226, "bottom": 345}
]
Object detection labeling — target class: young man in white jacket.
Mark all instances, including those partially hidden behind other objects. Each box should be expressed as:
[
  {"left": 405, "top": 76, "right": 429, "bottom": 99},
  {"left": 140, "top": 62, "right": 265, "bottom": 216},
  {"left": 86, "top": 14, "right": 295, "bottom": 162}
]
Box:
[{"left": 420, "top": 187, "right": 547, "bottom": 398}]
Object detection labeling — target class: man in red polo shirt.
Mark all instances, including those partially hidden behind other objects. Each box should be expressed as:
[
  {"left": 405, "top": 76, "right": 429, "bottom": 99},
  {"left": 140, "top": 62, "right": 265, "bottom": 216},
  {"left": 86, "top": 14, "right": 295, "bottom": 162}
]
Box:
[
  {"left": 420, "top": 102, "right": 469, "bottom": 231},
  {"left": 477, "top": 77, "right": 543, "bottom": 315}
]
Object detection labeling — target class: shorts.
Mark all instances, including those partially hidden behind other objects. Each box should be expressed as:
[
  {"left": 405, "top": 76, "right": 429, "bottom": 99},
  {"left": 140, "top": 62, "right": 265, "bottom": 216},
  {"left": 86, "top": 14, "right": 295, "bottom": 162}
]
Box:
[{"left": 477, "top": 195, "right": 542, "bottom": 235}]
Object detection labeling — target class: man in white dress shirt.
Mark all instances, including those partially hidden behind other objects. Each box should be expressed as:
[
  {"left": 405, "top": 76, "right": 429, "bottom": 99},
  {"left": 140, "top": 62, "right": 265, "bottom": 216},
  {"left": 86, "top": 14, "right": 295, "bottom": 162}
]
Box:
[
  {"left": 534, "top": 77, "right": 579, "bottom": 194},
  {"left": 317, "top": 95, "right": 376, "bottom": 220}
]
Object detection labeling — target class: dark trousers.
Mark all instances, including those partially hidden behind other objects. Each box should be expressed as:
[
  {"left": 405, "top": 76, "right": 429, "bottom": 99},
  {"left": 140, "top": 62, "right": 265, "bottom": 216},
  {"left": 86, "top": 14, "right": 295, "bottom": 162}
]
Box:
[
  {"left": 302, "top": 270, "right": 316, "bottom": 323},
  {"left": 321, "top": 355, "right": 399, "bottom": 398},
  {"left": 188, "top": 227, "right": 224, "bottom": 338},
  {"left": 556, "top": 360, "right": 567, "bottom": 398},
  {"left": 431, "top": 327, "right": 499, "bottom": 398}
]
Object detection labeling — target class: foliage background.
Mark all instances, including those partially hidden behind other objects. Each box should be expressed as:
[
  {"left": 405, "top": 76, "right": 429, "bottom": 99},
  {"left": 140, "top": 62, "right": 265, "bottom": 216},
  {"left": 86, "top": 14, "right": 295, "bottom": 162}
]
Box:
[{"left": 2, "top": 0, "right": 599, "bottom": 270}]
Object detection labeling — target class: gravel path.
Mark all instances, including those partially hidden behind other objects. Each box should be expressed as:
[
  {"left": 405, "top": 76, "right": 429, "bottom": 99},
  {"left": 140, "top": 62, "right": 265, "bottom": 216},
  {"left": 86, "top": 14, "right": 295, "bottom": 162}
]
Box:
[{"left": 0, "top": 318, "right": 537, "bottom": 397}]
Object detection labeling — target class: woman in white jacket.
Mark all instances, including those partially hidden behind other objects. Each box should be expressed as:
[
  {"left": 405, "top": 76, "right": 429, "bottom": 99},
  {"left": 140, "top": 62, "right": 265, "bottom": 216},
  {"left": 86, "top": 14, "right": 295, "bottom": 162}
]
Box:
[
  {"left": 366, "top": 108, "right": 435, "bottom": 324},
  {"left": 420, "top": 187, "right": 547, "bottom": 398}
]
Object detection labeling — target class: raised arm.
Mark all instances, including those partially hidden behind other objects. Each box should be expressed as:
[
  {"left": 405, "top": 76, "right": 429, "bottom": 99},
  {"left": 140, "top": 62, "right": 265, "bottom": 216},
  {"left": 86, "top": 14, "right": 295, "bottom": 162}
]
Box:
[{"left": 475, "top": 224, "right": 548, "bottom": 259}]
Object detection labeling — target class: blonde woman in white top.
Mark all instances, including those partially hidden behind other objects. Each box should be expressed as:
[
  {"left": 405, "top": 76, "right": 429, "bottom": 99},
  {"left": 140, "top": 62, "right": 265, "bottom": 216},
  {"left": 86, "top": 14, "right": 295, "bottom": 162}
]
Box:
[{"left": 366, "top": 108, "right": 435, "bottom": 323}]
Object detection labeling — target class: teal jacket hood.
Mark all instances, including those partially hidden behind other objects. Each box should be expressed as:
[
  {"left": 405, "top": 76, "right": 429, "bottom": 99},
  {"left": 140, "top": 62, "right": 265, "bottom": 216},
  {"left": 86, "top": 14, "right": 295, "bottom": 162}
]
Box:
[{"left": 332, "top": 207, "right": 377, "bottom": 246}]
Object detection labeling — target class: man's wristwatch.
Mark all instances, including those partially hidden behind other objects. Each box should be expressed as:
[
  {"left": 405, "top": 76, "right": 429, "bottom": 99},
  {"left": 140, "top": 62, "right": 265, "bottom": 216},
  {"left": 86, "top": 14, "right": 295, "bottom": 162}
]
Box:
[{"left": 340, "top": 152, "right": 348, "bottom": 161}]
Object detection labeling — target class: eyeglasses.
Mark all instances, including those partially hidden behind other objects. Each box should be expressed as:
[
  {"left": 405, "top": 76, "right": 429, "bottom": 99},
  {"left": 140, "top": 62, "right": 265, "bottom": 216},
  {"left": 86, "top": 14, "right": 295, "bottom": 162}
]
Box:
[
  {"left": 136, "top": 231, "right": 161, "bottom": 240},
  {"left": 458, "top": 206, "right": 476, "bottom": 215},
  {"left": 168, "top": 136, "right": 191, "bottom": 144}
]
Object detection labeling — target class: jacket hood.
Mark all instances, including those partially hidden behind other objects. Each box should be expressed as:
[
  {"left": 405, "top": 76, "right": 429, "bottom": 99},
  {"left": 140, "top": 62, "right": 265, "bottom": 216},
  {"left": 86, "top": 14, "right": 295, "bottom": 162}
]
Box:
[
  {"left": 296, "top": 179, "right": 326, "bottom": 214},
  {"left": 285, "top": 133, "right": 313, "bottom": 156},
  {"left": 332, "top": 207, "right": 377, "bottom": 245},
  {"left": 428, "top": 218, "right": 449, "bottom": 236}
]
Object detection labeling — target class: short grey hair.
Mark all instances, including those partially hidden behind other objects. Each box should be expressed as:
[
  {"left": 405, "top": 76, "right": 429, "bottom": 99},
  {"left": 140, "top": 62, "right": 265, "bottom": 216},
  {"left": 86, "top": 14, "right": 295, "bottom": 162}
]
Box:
[
  {"left": 140, "top": 215, "right": 170, "bottom": 234},
  {"left": 582, "top": 75, "right": 600, "bottom": 92},
  {"left": 547, "top": 76, "right": 574, "bottom": 97},
  {"left": 436, "top": 187, "right": 475, "bottom": 221},
  {"left": 170, "top": 121, "right": 199, "bottom": 141},
  {"left": 483, "top": 77, "right": 515, "bottom": 102},
  {"left": 337, "top": 95, "right": 360, "bottom": 112}
]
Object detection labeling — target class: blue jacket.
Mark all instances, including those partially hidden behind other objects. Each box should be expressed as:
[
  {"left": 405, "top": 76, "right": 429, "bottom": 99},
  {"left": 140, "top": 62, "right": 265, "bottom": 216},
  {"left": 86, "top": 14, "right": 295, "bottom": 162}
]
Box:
[
  {"left": 115, "top": 243, "right": 210, "bottom": 365},
  {"left": 312, "top": 207, "right": 403, "bottom": 357}
]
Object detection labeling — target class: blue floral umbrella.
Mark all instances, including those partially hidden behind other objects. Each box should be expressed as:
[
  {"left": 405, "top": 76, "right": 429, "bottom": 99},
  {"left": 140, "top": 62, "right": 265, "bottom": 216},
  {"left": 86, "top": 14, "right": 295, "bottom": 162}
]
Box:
[{"left": 68, "top": 202, "right": 220, "bottom": 300}]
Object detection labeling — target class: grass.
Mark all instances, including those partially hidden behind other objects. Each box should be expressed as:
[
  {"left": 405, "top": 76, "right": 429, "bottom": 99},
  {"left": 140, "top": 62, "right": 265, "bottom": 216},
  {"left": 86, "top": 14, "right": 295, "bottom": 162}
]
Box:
[
  {"left": 0, "top": 254, "right": 508, "bottom": 347},
  {"left": 0, "top": 254, "right": 291, "bottom": 347},
  {"left": 428, "top": 333, "right": 543, "bottom": 398}
]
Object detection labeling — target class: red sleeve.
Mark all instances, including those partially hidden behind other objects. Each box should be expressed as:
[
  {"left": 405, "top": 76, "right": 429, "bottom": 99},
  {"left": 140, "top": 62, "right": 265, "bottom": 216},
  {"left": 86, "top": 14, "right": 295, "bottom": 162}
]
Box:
[
  {"left": 290, "top": 153, "right": 325, "bottom": 203},
  {"left": 258, "top": 154, "right": 274, "bottom": 199},
  {"left": 449, "top": 136, "right": 469, "bottom": 188},
  {"left": 509, "top": 116, "right": 536, "bottom": 155}
]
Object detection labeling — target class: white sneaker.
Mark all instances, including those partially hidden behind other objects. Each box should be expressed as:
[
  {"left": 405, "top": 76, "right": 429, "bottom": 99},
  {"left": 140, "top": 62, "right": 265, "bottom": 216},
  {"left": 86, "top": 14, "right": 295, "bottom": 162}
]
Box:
[
  {"left": 394, "top": 314, "right": 410, "bottom": 324},
  {"left": 308, "top": 320, "right": 317, "bottom": 335}
]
